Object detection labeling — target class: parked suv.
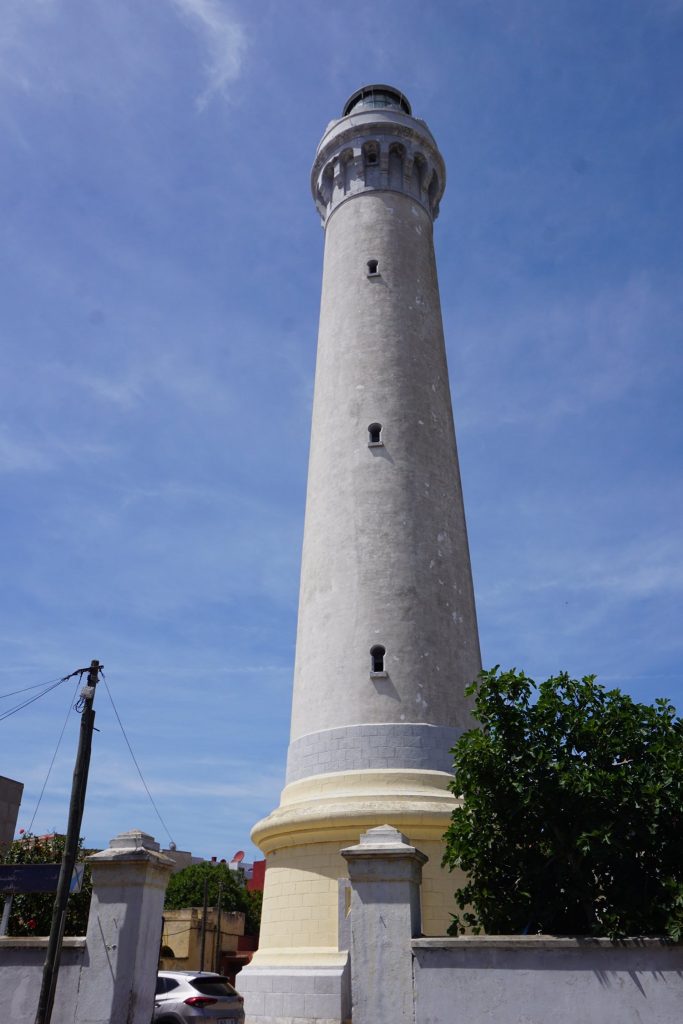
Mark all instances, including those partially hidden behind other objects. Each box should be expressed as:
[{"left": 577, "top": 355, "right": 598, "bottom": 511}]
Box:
[{"left": 153, "top": 971, "right": 245, "bottom": 1024}]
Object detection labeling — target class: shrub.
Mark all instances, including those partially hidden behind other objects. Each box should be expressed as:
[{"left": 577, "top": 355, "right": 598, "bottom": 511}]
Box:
[{"left": 443, "top": 667, "right": 683, "bottom": 938}]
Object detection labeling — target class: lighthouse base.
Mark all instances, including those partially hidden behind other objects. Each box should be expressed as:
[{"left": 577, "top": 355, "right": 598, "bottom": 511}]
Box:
[
  {"left": 239, "top": 954, "right": 350, "bottom": 1024},
  {"left": 240, "top": 768, "right": 465, "bottom": 1024}
]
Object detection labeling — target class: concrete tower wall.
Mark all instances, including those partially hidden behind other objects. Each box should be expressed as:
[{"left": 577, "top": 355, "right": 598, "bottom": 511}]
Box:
[{"left": 287, "top": 188, "right": 479, "bottom": 782}]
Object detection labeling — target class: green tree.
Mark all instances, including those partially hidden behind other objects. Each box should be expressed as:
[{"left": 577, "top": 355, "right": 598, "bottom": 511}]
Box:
[
  {"left": 443, "top": 667, "right": 683, "bottom": 939},
  {"left": 0, "top": 833, "right": 92, "bottom": 936},
  {"left": 164, "top": 861, "right": 262, "bottom": 934}
]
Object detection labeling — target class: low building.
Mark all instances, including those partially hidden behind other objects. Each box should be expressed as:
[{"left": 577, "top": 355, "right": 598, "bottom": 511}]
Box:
[
  {"left": 160, "top": 845, "right": 204, "bottom": 874},
  {"left": 160, "top": 908, "right": 245, "bottom": 984},
  {"left": 246, "top": 859, "right": 265, "bottom": 892},
  {"left": 0, "top": 776, "right": 23, "bottom": 848}
]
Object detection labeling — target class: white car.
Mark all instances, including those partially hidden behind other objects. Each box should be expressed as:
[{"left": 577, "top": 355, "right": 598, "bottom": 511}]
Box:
[{"left": 153, "top": 971, "right": 245, "bottom": 1024}]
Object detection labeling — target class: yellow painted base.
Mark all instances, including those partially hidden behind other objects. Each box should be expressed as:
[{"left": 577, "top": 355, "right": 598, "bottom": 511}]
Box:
[{"left": 250, "top": 768, "right": 466, "bottom": 966}]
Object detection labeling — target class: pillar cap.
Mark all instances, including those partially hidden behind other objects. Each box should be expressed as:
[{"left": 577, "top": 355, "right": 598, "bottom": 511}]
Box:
[
  {"left": 341, "top": 824, "right": 428, "bottom": 864},
  {"left": 109, "top": 828, "right": 160, "bottom": 851},
  {"left": 87, "top": 828, "right": 174, "bottom": 867}
]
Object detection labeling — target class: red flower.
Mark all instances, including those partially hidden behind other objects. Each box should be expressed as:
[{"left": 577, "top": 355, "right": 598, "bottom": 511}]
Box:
[
  {"left": 27, "top": 919, "right": 36, "bottom": 930},
  {"left": 18, "top": 829, "right": 25, "bottom": 835}
]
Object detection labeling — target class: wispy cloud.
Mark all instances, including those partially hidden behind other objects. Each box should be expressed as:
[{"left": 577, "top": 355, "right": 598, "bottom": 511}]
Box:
[
  {"left": 0, "top": 2, "right": 147, "bottom": 103},
  {"left": 0, "top": 427, "right": 114, "bottom": 473},
  {"left": 0, "top": 0, "right": 56, "bottom": 96},
  {"left": 567, "top": 537, "right": 683, "bottom": 602},
  {"left": 0, "top": 431, "right": 48, "bottom": 472},
  {"left": 451, "top": 273, "right": 682, "bottom": 432},
  {"left": 480, "top": 531, "right": 683, "bottom": 608},
  {"left": 170, "top": 0, "right": 246, "bottom": 110},
  {"left": 0, "top": 1, "right": 246, "bottom": 116}
]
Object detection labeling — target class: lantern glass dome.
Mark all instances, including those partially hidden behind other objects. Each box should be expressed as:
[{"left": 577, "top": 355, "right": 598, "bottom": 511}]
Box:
[{"left": 343, "top": 85, "right": 411, "bottom": 117}]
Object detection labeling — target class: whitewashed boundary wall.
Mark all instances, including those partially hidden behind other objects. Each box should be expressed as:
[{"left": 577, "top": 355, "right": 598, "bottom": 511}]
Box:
[
  {"left": 412, "top": 935, "right": 683, "bottom": 1024},
  {"left": 0, "top": 828, "right": 173, "bottom": 1024},
  {"left": 341, "top": 826, "right": 683, "bottom": 1024}
]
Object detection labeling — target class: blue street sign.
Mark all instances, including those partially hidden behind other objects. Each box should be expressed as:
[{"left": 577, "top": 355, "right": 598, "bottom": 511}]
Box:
[
  {"left": 70, "top": 863, "right": 84, "bottom": 893},
  {"left": 0, "top": 863, "right": 84, "bottom": 894}
]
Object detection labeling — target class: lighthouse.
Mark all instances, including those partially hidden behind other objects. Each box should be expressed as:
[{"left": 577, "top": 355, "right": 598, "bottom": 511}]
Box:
[{"left": 240, "top": 85, "right": 481, "bottom": 1024}]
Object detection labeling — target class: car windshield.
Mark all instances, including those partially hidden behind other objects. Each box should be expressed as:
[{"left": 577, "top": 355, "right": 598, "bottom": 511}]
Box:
[{"left": 191, "top": 977, "right": 237, "bottom": 998}]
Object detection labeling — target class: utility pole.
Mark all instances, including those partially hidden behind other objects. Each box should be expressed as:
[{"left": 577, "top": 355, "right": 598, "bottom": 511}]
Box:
[
  {"left": 214, "top": 880, "right": 223, "bottom": 974},
  {"left": 35, "top": 659, "right": 101, "bottom": 1024},
  {"left": 199, "top": 875, "right": 209, "bottom": 972}
]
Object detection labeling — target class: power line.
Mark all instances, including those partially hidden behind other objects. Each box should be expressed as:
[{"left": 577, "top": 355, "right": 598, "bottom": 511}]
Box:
[
  {"left": 101, "top": 672, "right": 175, "bottom": 847},
  {"left": 24, "top": 678, "right": 82, "bottom": 837},
  {"left": 0, "top": 666, "right": 93, "bottom": 722},
  {"left": 0, "top": 678, "right": 66, "bottom": 723},
  {"left": 0, "top": 676, "right": 64, "bottom": 700}
]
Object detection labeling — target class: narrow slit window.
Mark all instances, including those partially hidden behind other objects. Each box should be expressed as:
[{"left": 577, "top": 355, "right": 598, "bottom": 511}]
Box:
[
  {"left": 370, "top": 645, "right": 386, "bottom": 674},
  {"left": 368, "top": 423, "right": 382, "bottom": 445},
  {"left": 367, "top": 259, "right": 379, "bottom": 276},
  {"left": 363, "top": 142, "right": 380, "bottom": 187}
]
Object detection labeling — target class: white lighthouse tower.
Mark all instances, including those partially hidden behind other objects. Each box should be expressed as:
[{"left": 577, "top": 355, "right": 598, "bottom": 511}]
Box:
[{"left": 240, "top": 85, "right": 481, "bottom": 1024}]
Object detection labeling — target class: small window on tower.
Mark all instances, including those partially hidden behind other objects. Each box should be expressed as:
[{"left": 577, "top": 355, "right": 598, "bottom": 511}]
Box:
[
  {"left": 367, "top": 259, "right": 379, "bottom": 276},
  {"left": 370, "top": 645, "right": 386, "bottom": 675},
  {"left": 368, "top": 423, "right": 383, "bottom": 446},
  {"left": 362, "top": 142, "right": 381, "bottom": 186}
]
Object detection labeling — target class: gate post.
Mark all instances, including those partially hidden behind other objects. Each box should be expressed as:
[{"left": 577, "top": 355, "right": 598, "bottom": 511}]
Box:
[
  {"left": 76, "top": 829, "right": 173, "bottom": 1024},
  {"left": 341, "top": 825, "right": 426, "bottom": 1024}
]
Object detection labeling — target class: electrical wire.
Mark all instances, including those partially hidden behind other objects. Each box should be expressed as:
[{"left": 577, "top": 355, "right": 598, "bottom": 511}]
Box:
[
  {"left": 0, "top": 676, "right": 64, "bottom": 700},
  {"left": 24, "top": 678, "right": 82, "bottom": 836},
  {"left": 0, "top": 666, "right": 92, "bottom": 722},
  {"left": 0, "top": 677, "right": 66, "bottom": 723},
  {"left": 101, "top": 672, "right": 175, "bottom": 847}
]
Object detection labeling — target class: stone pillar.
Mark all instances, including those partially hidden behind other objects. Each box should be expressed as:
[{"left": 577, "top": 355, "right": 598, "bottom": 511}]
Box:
[
  {"left": 341, "top": 826, "right": 427, "bottom": 1024},
  {"left": 76, "top": 828, "right": 174, "bottom": 1024}
]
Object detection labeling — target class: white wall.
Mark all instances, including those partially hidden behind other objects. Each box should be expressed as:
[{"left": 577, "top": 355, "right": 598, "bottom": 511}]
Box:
[
  {"left": 413, "top": 936, "right": 683, "bottom": 1024},
  {"left": 0, "top": 937, "right": 84, "bottom": 1024},
  {"left": 338, "top": 829, "right": 683, "bottom": 1024},
  {"left": 0, "top": 829, "right": 173, "bottom": 1024}
]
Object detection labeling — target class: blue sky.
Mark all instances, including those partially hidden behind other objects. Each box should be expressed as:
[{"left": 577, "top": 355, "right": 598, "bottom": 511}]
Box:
[{"left": 1, "top": 0, "right": 681, "bottom": 861}]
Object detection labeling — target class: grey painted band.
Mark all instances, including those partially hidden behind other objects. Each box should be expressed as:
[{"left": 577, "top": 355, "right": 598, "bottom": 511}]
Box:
[
  {"left": 239, "top": 963, "right": 349, "bottom": 1023},
  {"left": 285, "top": 723, "right": 461, "bottom": 783}
]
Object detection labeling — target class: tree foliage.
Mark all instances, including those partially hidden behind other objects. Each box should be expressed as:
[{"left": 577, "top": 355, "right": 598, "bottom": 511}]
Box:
[
  {"left": 0, "top": 833, "right": 92, "bottom": 936},
  {"left": 443, "top": 667, "right": 683, "bottom": 938},
  {"left": 164, "top": 861, "right": 262, "bottom": 934}
]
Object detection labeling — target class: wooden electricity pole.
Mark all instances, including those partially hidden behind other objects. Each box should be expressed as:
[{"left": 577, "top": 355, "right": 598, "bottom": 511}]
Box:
[
  {"left": 214, "top": 880, "right": 223, "bottom": 973},
  {"left": 35, "top": 659, "right": 101, "bottom": 1024},
  {"left": 199, "top": 875, "right": 209, "bottom": 972}
]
